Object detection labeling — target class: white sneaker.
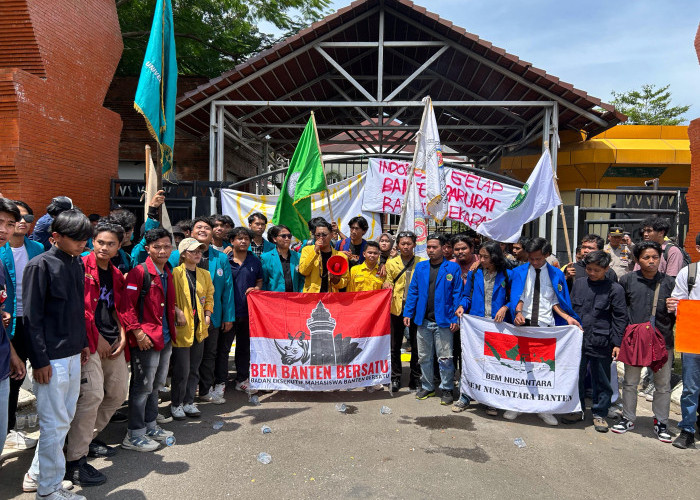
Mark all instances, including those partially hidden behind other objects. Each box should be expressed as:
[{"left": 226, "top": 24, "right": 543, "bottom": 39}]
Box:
[
  {"left": 503, "top": 410, "right": 521, "bottom": 420},
  {"left": 121, "top": 433, "right": 160, "bottom": 452},
  {"left": 213, "top": 383, "right": 226, "bottom": 399},
  {"left": 366, "top": 384, "right": 384, "bottom": 393},
  {"left": 171, "top": 404, "right": 186, "bottom": 420},
  {"left": 6, "top": 430, "right": 38, "bottom": 450},
  {"left": 183, "top": 403, "right": 201, "bottom": 417},
  {"left": 146, "top": 425, "right": 174, "bottom": 442},
  {"left": 235, "top": 379, "right": 258, "bottom": 395},
  {"left": 156, "top": 412, "right": 173, "bottom": 424},
  {"left": 200, "top": 389, "right": 226, "bottom": 404},
  {"left": 35, "top": 488, "right": 85, "bottom": 500},
  {"left": 22, "top": 474, "right": 73, "bottom": 493},
  {"left": 538, "top": 413, "right": 559, "bottom": 426}
]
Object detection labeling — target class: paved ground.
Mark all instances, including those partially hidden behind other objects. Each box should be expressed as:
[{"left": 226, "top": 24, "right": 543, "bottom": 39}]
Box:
[{"left": 2, "top": 381, "right": 698, "bottom": 500}]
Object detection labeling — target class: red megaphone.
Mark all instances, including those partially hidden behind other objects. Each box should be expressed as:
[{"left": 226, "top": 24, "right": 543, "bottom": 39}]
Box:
[{"left": 327, "top": 255, "right": 348, "bottom": 276}]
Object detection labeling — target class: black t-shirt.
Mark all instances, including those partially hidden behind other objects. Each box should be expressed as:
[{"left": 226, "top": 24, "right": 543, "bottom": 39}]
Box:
[
  {"left": 279, "top": 253, "right": 294, "bottom": 293},
  {"left": 425, "top": 260, "right": 442, "bottom": 322},
  {"left": 320, "top": 251, "right": 332, "bottom": 293},
  {"left": 198, "top": 249, "right": 210, "bottom": 271},
  {"left": 95, "top": 267, "right": 119, "bottom": 344},
  {"left": 187, "top": 268, "right": 199, "bottom": 332},
  {"left": 349, "top": 243, "right": 363, "bottom": 268}
]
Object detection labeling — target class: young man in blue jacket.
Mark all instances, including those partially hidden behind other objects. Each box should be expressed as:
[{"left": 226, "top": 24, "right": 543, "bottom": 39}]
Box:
[
  {"left": 403, "top": 234, "right": 463, "bottom": 405},
  {"left": 507, "top": 236, "right": 581, "bottom": 426}
]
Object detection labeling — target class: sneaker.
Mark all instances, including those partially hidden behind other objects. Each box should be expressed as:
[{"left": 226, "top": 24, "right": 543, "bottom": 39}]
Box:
[
  {"left": 485, "top": 407, "right": 499, "bottom": 416},
  {"left": 156, "top": 412, "right": 173, "bottom": 424},
  {"left": 538, "top": 413, "right": 558, "bottom": 426},
  {"left": 672, "top": 430, "right": 696, "bottom": 449},
  {"left": 5, "top": 429, "right": 38, "bottom": 450},
  {"left": 451, "top": 398, "right": 469, "bottom": 413},
  {"left": 235, "top": 379, "right": 258, "bottom": 395},
  {"left": 593, "top": 416, "right": 609, "bottom": 433},
  {"left": 562, "top": 412, "right": 584, "bottom": 424},
  {"left": 171, "top": 404, "right": 186, "bottom": 421},
  {"left": 408, "top": 379, "right": 418, "bottom": 391},
  {"left": 121, "top": 433, "right": 159, "bottom": 452},
  {"left": 22, "top": 474, "right": 73, "bottom": 493},
  {"left": 35, "top": 488, "right": 86, "bottom": 500},
  {"left": 200, "top": 389, "right": 226, "bottom": 404},
  {"left": 146, "top": 425, "right": 174, "bottom": 443},
  {"left": 88, "top": 439, "right": 117, "bottom": 458},
  {"left": 391, "top": 380, "right": 401, "bottom": 393},
  {"left": 653, "top": 419, "right": 672, "bottom": 443},
  {"left": 183, "top": 403, "right": 201, "bottom": 417},
  {"left": 366, "top": 384, "right": 384, "bottom": 393},
  {"left": 607, "top": 402, "right": 623, "bottom": 419},
  {"left": 415, "top": 388, "right": 435, "bottom": 400},
  {"left": 639, "top": 381, "right": 655, "bottom": 400},
  {"left": 503, "top": 410, "right": 521, "bottom": 420},
  {"left": 611, "top": 417, "right": 635, "bottom": 434},
  {"left": 213, "top": 383, "right": 226, "bottom": 399},
  {"left": 65, "top": 457, "right": 107, "bottom": 487},
  {"left": 440, "top": 391, "right": 454, "bottom": 406}
]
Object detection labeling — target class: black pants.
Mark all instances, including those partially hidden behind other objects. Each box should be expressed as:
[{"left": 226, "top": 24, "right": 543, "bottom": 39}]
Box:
[
  {"left": 198, "top": 324, "right": 220, "bottom": 394},
  {"left": 233, "top": 319, "right": 251, "bottom": 383},
  {"left": 215, "top": 324, "right": 237, "bottom": 386},
  {"left": 390, "top": 314, "right": 420, "bottom": 387},
  {"left": 7, "top": 319, "right": 27, "bottom": 432},
  {"left": 171, "top": 338, "right": 205, "bottom": 407}
]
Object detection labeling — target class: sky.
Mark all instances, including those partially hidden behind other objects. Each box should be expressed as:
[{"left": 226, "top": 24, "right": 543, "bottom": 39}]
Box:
[{"left": 318, "top": 0, "right": 700, "bottom": 122}]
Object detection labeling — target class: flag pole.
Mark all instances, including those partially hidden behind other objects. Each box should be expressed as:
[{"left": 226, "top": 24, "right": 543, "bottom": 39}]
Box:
[
  {"left": 310, "top": 111, "right": 335, "bottom": 224},
  {"left": 544, "top": 143, "right": 573, "bottom": 264},
  {"left": 397, "top": 98, "right": 430, "bottom": 232},
  {"left": 155, "top": 142, "right": 163, "bottom": 223}
]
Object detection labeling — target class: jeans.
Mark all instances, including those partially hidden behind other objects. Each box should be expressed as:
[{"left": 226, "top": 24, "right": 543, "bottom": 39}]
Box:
[
  {"left": 8, "top": 319, "right": 28, "bottom": 431},
  {"left": 622, "top": 349, "right": 673, "bottom": 424},
  {"left": 171, "top": 339, "right": 205, "bottom": 406},
  {"left": 579, "top": 354, "right": 613, "bottom": 418},
  {"left": 128, "top": 343, "right": 172, "bottom": 437},
  {"left": 390, "top": 314, "right": 420, "bottom": 386},
  {"left": 417, "top": 320, "right": 454, "bottom": 391},
  {"left": 678, "top": 353, "right": 700, "bottom": 434},
  {"left": 234, "top": 319, "right": 250, "bottom": 383},
  {"left": 0, "top": 376, "right": 9, "bottom": 438},
  {"left": 27, "top": 354, "right": 81, "bottom": 496}
]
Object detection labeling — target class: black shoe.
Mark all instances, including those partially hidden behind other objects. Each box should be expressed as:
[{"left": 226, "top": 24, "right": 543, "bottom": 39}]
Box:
[
  {"left": 673, "top": 430, "right": 696, "bottom": 449},
  {"left": 654, "top": 419, "right": 673, "bottom": 443},
  {"left": 415, "top": 388, "right": 435, "bottom": 400},
  {"left": 408, "top": 379, "right": 418, "bottom": 391},
  {"left": 65, "top": 457, "right": 107, "bottom": 487},
  {"left": 440, "top": 391, "right": 454, "bottom": 406},
  {"left": 88, "top": 439, "right": 117, "bottom": 458},
  {"left": 391, "top": 380, "right": 401, "bottom": 393},
  {"left": 110, "top": 410, "right": 128, "bottom": 423}
]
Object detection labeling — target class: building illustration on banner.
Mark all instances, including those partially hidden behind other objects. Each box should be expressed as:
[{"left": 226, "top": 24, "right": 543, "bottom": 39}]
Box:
[{"left": 274, "top": 301, "right": 363, "bottom": 366}]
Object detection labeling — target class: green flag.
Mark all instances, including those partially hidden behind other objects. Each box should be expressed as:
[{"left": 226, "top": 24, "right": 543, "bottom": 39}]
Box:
[
  {"left": 272, "top": 116, "right": 328, "bottom": 240},
  {"left": 134, "top": 0, "right": 178, "bottom": 176}
]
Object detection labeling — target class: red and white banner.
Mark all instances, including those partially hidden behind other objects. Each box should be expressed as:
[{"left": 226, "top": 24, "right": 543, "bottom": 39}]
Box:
[
  {"left": 362, "top": 157, "right": 520, "bottom": 229},
  {"left": 248, "top": 290, "right": 392, "bottom": 391},
  {"left": 460, "top": 315, "right": 582, "bottom": 413}
]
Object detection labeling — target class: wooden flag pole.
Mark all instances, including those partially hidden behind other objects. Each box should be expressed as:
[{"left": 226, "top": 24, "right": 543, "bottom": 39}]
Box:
[
  {"left": 155, "top": 142, "right": 163, "bottom": 223},
  {"left": 544, "top": 142, "right": 573, "bottom": 264},
  {"left": 310, "top": 111, "right": 335, "bottom": 224}
]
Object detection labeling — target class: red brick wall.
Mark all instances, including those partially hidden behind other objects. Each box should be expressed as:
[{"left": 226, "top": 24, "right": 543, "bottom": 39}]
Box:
[
  {"left": 0, "top": 0, "right": 122, "bottom": 216},
  {"left": 686, "top": 24, "right": 700, "bottom": 257}
]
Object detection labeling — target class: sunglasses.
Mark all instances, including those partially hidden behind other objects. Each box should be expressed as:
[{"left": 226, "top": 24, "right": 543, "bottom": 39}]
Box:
[
  {"left": 21, "top": 214, "right": 34, "bottom": 223},
  {"left": 278, "top": 234, "right": 292, "bottom": 239}
]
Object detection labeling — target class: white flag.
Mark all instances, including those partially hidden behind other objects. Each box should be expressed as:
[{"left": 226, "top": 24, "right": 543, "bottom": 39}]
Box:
[
  {"left": 416, "top": 97, "right": 447, "bottom": 221},
  {"left": 144, "top": 150, "right": 173, "bottom": 236},
  {"left": 478, "top": 150, "right": 560, "bottom": 243},
  {"left": 397, "top": 170, "right": 428, "bottom": 258}
]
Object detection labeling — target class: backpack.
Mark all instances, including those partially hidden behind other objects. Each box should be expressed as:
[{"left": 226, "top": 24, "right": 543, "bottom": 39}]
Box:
[
  {"left": 688, "top": 262, "right": 697, "bottom": 295},
  {"left": 663, "top": 242, "right": 692, "bottom": 269},
  {"left": 137, "top": 262, "right": 152, "bottom": 322}
]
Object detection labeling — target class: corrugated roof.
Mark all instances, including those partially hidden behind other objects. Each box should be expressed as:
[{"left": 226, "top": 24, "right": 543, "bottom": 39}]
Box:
[{"left": 175, "top": 0, "right": 625, "bottom": 163}]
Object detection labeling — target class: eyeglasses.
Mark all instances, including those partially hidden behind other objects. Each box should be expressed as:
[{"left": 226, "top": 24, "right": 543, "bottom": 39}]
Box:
[
  {"left": 278, "top": 234, "right": 292, "bottom": 239},
  {"left": 21, "top": 214, "right": 34, "bottom": 223}
]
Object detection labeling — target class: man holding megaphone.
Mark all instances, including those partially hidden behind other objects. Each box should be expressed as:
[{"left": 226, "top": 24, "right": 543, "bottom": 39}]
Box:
[{"left": 299, "top": 219, "right": 349, "bottom": 293}]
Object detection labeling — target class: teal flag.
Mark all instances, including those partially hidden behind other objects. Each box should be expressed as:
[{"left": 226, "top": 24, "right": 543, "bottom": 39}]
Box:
[{"left": 134, "top": 0, "right": 178, "bottom": 176}]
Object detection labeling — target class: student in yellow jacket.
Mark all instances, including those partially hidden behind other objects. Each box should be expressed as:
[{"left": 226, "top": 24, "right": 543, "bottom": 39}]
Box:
[
  {"left": 299, "top": 219, "right": 349, "bottom": 292},
  {"left": 348, "top": 241, "right": 385, "bottom": 292},
  {"left": 170, "top": 238, "right": 214, "bottom": 420}
]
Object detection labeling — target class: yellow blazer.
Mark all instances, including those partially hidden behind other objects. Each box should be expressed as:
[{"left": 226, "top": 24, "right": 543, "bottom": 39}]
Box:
[
  {"left": 348, "top": 261, "right": 384, "bottom": 292},
  {"left": 298, "top": 246, "right": 349, "bottom": 292},
  {"left": 384, "top": 254, "right": 424, "bottom": 316},
  {"left": 172, "top": 264, "right": 215, "bottom": 347}
]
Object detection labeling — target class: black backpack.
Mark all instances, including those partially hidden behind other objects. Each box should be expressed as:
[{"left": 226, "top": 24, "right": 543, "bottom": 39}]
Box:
[
  {"left": 663, "top": 242, "right": 692, "bottom": 269},
  {"left": 136, "top": 262, "right": 152, "bottom": 322},
  {"left": 688, "top": 262, "right": 697, "bottom": 295}
]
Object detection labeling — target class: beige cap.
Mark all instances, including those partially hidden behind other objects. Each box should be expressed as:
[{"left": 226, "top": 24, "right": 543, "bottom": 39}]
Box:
[{"left": 178, "top": 237, "right": 207, "bottom": 254}]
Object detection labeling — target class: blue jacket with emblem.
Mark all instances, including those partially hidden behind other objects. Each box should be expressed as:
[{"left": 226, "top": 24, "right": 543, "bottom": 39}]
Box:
[
  {"left": 0, "top": 237, "right": 45, "bottom": 337},
  {"left": 403, "top": 258, "right": 463, "bottom": 328},
  {"left": 507, "top": 263, "right": 579, "bottom": 325},
  {"left": 461, "top": 268, "right": 513, "bottom": 322},
  {"left": 260, "top": 248, "right": 304, "bottom": 292}
]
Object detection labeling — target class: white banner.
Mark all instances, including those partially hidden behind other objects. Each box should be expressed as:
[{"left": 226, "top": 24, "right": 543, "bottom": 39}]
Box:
[
  {"left": 221, "top": 173, "right": 382, "bottom": 240},
  {"left": 460, "top": 315, "right": 582, "bottom": 414},
  {"left": 363, "top": 158, "right": 520, "bottom": 230}
]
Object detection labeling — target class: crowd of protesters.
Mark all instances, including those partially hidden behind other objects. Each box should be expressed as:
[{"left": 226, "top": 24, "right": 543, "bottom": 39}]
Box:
[{"left": 1, "top": 192, "right": 698, "bottom": 500}]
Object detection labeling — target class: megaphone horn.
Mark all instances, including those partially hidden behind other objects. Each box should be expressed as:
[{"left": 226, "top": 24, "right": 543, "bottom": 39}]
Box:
[{"left": 327, "top": 255, "right": 348, "bottom": 276}]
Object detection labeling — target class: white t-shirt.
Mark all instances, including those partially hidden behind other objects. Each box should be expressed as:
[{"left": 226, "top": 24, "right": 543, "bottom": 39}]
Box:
[
  {"left": 11, "top": 245, "right": 29, "bottom": 317},
  {"left": 671, "top": 264, "right": 700, "bottom": 300}
]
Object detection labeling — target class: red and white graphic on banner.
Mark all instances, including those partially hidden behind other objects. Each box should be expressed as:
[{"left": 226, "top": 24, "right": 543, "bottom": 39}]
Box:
[
  {"left": 362, "top": 158, "right": 520, "bottom": 229},
  {"left": 248, "top": 290, "right": 391, "bottom": 391}
]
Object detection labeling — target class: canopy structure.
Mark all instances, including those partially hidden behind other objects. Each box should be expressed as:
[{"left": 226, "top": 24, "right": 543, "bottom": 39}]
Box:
[{"left": 174, "top": 0, "right": 625, "bottom": 185}]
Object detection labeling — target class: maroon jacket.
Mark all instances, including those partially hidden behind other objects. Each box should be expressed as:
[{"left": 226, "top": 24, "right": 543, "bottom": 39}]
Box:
[
  {"left": 617, "top": 322, "right": 668, "bottom": 372},
  {"left": 122, "top": 257, "right": 176, "bottom": 351},
  {"left": 82, "top": 253, "right": 131, "bottom": 356}
]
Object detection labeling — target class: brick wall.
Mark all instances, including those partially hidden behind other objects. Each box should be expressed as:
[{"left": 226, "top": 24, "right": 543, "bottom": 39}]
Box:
[
  {"left": 0, "top": 0, "right": 122, "bottom": 216},
  {"left": 686, "top": 24, "right": 700, "bottom": 257}
]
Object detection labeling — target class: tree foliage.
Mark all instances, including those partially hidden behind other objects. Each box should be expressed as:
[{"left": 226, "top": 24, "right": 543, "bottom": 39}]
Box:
[
  {"left": 611, "top": 84, "right": 690, "bottom": 125},
  {"left": 117, "top": 0, "right": 331, "bottom": 77}
]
